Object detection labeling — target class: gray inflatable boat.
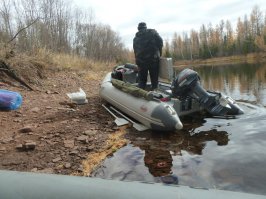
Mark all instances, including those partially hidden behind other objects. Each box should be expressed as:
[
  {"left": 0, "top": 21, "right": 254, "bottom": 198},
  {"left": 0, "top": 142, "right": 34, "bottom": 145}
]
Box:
[
  {"left": 0, "top": 170, "right": 264, "bottom": 199},
  {"left": 100, "top": 58, "right": 243, "bottom": 131}
]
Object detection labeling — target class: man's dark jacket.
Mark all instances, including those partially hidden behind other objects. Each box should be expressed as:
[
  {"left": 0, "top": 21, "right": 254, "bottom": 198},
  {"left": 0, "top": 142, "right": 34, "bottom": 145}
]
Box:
[{"left": 133, "top": 29, "right": 163, "bottom": 65}]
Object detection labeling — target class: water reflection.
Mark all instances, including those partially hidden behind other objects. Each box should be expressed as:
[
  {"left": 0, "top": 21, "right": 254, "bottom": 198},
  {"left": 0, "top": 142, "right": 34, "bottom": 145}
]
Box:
[
  {"left": 93, "top": 116, "right": 229, "bottom": 185},
  {"left": 132, "top": 127, "right": 229, "bottom": 179}
]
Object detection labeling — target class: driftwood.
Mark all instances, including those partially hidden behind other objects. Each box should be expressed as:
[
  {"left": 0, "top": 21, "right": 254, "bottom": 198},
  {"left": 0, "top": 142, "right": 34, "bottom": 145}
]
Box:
[
  {"left": 0, "top": 18, "right": 41, "bottom": 91},
  {"left": 8, "top": 17, "right": 40, "bottom": 44},
  {"left": 0, "top": 60, "right": 34, "bottom": 90}
]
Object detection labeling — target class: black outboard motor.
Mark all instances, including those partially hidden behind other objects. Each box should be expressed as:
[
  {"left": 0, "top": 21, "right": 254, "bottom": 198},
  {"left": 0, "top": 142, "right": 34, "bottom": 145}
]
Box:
[{"left": 171, "top": 69, "right": 244, "bottom": 116}]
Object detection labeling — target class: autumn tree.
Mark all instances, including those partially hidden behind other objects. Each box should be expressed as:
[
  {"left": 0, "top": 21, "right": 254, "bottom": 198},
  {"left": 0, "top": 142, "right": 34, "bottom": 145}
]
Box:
[
  {"left": 225, "top": 20, "right": 235, "bottom": 55},
  {"left": 190, "top": 29, "right": 200, "bottom": 59}
]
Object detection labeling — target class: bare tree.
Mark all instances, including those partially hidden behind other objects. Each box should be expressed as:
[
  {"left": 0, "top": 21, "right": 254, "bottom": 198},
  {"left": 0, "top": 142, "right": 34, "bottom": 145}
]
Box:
[{"left": 0, "top": 0, "right": 13, "bottom": 42}]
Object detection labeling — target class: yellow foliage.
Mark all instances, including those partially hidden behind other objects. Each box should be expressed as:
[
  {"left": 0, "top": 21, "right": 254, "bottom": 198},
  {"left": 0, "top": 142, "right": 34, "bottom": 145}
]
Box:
[
  {"left": 81, "top": 126, "right": 128, "bottom": 176},
  {"left": 32, "top": 48, "right": 116, "bottom": 72}
]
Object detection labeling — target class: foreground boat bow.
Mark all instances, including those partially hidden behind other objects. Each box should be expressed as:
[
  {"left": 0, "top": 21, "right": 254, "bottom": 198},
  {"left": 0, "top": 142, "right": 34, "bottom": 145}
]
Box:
[{"left": 0, "top": 170, "right": 264, "bottom": 199}]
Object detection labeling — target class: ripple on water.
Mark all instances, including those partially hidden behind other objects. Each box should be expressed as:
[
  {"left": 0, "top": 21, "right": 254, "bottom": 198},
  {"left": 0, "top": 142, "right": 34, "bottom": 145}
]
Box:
[{"left": 234, "top": 102, "right": 266, "bottom": 122}]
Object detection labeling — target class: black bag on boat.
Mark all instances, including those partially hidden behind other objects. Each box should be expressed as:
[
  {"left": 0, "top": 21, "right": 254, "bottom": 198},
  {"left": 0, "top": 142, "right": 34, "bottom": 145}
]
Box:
[{"left": 111, "top": 66, "right": 125, "bottom": 81}]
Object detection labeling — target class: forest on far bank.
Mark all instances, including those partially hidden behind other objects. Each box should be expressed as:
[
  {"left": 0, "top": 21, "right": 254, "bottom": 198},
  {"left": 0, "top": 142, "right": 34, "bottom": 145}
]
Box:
[
  {"left": 165, "top": 5, "right": 266, "bottom": 62},
  {"left": 0, "top": 0, "right": 265, "bottom": 65}
]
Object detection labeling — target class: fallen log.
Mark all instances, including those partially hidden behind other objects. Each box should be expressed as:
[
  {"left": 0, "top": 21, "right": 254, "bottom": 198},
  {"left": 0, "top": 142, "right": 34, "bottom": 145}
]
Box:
[{"left": 0, "top": 60, "right": 34, "bottom": 90}]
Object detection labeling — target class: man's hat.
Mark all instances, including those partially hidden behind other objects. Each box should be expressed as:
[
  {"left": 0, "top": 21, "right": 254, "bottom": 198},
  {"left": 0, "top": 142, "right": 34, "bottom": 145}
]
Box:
[{"left": 138, "top": 22, "right": 147, "bottom": 30}]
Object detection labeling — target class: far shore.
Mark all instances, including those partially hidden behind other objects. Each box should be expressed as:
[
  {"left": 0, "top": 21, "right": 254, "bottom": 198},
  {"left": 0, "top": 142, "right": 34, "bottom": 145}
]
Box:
[{"left": 173, "top": 52, "right": 266, "bottom": 69}]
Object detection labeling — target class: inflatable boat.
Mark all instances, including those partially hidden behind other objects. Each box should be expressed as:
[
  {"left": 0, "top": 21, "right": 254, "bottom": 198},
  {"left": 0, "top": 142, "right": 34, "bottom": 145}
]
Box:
[
  {"left": 0, "top": 170, "right": 265, "bottom": 199},
  {"left": 0, "top": 170, "right": 264, "bottom": 199},
  {"left": 100, "top": 58, "right": 243, "bottom": 131}
]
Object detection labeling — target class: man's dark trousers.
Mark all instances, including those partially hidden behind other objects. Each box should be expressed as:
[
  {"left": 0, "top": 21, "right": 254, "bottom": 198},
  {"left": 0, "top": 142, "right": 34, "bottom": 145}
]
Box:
[{"left": 138, "top": 60, "right": 160, "bottom": 90}]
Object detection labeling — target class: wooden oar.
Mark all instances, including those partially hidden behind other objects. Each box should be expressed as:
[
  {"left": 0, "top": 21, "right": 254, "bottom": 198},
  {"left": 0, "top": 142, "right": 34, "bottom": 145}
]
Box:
[
  {"left": 110, "top": 106, "right": 149, "bottom": 131},
  {"left": 102, "top": 104, "right": 129, "bottom": 126}
]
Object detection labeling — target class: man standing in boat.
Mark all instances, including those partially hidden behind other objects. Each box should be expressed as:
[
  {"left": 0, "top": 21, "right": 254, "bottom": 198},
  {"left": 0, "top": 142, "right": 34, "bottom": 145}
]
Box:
[{"left": 133, "top": 22, "right": 163, "bottom": 90}]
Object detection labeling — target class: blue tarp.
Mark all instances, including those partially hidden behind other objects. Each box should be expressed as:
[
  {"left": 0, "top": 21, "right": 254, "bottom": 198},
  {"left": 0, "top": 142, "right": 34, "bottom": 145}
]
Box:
[{"left": 0, "top": 89, "right": 22, "bottom": 110}]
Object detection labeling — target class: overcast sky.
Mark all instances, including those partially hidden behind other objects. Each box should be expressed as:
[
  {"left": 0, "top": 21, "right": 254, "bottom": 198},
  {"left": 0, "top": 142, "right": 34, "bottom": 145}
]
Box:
[{"left": 72, "top": 0, "right": 266, "bottom": 49}]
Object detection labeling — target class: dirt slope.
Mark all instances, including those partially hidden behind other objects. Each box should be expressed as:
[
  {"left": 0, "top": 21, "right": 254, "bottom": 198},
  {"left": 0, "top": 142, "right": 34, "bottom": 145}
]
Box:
[{"left": 0, "top": 67, "right": 125, "bottom": 176}]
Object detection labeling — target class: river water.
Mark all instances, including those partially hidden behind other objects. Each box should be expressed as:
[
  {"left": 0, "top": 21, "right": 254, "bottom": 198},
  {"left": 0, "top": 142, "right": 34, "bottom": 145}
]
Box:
[{"left": 92, "top": 63, "right": 266, "bottom": 196}]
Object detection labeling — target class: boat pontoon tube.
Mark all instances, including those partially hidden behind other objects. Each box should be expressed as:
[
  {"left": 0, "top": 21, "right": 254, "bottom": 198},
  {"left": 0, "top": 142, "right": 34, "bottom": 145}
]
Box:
[{"left": 0, "top": 170, "right": 264, "bottom": 199}]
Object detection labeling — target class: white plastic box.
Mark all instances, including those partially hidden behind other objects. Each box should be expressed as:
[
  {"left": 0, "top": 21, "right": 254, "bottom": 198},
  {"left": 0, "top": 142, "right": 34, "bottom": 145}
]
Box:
[{"left": 67, "top": 88, "right": 88, "bottom": 104}]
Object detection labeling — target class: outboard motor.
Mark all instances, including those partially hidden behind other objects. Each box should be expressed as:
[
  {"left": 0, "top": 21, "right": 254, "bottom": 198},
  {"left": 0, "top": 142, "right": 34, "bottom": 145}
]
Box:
[{"left": 171, "top": 69, "right": 244, "bottom": 116}]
